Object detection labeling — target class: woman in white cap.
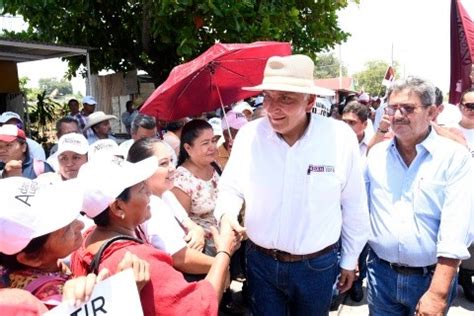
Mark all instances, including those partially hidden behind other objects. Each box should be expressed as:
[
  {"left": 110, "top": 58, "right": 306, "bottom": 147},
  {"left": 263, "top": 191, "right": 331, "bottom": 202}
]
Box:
[
  {"left": 0, "top": 178, "right": 147, "bottom": 310},
  {"left": 71, "top": 155, "right": 240, "bottom": 315},
  {"left": 56, "top": 133, "right": 89, "bottom": 180}
]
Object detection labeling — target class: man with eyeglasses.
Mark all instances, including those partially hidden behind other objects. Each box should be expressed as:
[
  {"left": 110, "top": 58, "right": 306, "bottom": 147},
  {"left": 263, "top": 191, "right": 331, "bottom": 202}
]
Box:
[{"left": 365, "top": 77, "right": 472, "bottom": 316}]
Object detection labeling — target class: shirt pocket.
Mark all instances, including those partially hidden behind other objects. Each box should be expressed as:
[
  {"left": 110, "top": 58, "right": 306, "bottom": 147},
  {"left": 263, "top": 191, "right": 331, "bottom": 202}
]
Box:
[
  {"left": 413, "top": 180, "right": 445, "bottom": 219},
  {"left": 304, "top": 172, "right": 341, "bottom": 207}
]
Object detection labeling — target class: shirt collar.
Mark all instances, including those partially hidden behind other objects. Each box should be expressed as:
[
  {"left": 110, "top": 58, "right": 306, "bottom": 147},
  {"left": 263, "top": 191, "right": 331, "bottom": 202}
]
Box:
[
  {"left": 415, "top": 127, "right": 437, "bottom": 155},
  {"left": 388, "top": 127, "right": 437, "bottom": 155},
  {"left": 360, "top": 132, "right": 371, "bottom": 146}
]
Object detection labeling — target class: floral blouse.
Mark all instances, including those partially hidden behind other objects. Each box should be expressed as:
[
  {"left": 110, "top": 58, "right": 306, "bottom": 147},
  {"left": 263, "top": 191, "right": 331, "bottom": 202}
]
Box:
[
  {"left": 173, "top": 166, "right": 219, "bottom": 246},
  {"left": 1, "top": 266, "right": 70, "bottom": 309}
]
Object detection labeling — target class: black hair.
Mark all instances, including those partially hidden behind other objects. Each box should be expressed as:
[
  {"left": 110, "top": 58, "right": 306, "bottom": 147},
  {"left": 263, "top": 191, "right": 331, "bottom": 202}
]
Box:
[
  {"left": 164, "top": 120, "right": 186, "bottom": 132},
  {"left": 67, "top": 99, "right": 79, "bottom": 106},
  {"left": 0, "top": 233, "right": 50, "bottom": 271},
  {"left": 55, "top": 116, "right": 79, "bottom": 134},
  {"left": 127, "top": 137, "right": 160, "bottom": 163},
  {"left": 177, "top": 119, "right": 213, "bottom": 166},
  {"left": 93, "top": 187, "right": 131, "bottom": 227},
  {"left": 342, "top": 101, "right": 370, "bottom": 122},
  {"left": 434, "top": 87, "right": 443, "bottom": 106},
  {"left": 15, "top": 137, "right": 29, "bottom": 161}
]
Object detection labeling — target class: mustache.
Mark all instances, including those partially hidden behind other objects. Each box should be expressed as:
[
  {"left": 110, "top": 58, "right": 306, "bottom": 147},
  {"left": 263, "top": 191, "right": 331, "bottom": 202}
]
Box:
[{"left": 392, "top": 119, "right": 409, "bottom": 125}]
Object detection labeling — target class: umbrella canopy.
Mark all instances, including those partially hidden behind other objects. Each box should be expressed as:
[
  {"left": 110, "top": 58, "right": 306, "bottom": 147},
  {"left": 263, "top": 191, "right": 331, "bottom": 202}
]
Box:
[{"left": 140, "top": 41, "right": 292, "bottom": 121}]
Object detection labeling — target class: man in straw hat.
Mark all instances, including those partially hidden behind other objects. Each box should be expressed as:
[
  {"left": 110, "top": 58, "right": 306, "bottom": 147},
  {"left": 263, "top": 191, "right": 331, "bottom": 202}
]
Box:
[
  {"left": 83, "top": 111, "right": 118, "bottom": 145},
  {"left": 214, "top": 54, "right": 369, "bottom": 315}
]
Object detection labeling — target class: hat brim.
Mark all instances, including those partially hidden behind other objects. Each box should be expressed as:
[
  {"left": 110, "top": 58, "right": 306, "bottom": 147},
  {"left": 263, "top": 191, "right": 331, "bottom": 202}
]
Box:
[
  {"left": 243, "top": 84, "right": 335, "bottom": 97},
  {"left": 81, "top": 156, "right": 158, "bottom": 218},
  {"left": 1, "top": 179, "right": 84, "bottom": 255},
  {"left": 57, "top": 147, "right": 88, "bottom": 156},
  {"left": 0, "top": 135, "right": 18, "bottom": 142},
  {"left": 84, "top": 115, "right": 117, "bottom": 130},
  {"left": 31, "top": 180, "right": 84, "bottom": 239}
]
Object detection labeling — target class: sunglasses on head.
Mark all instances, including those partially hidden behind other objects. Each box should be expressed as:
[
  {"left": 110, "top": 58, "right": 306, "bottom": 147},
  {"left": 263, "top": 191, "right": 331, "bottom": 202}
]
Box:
[{"left": 461, "top": 102, "right": 474, "bottom": 110}]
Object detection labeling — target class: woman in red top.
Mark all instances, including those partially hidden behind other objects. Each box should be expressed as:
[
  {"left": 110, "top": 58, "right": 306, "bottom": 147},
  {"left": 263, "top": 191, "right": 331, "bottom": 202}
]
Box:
[
  {"left": 0, "top": 177, "right": 130, "bottom": 310},
  {"left": 71, "top": 155, "right": 240, "bottom": 316}
]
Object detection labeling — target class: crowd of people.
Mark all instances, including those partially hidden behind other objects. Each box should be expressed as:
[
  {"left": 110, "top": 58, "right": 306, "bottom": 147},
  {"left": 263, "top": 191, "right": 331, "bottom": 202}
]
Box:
[{"left": 0, "top": 54, "right": 473, "bottom": 316}]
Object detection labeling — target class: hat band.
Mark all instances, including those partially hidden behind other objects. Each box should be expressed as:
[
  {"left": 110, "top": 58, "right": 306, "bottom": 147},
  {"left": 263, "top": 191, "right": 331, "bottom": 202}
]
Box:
[{"left": 262, "top": 76, "right": 314, "bottom": 88}]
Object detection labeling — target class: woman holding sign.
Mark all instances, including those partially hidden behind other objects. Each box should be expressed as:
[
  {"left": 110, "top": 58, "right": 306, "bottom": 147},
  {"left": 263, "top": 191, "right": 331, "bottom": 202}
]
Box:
[
  {"left": 0, "top": 177, "right": 146, "bottom": 311},
  {"left": 71, "top": 155, "right": 240, "bottom": 315}
]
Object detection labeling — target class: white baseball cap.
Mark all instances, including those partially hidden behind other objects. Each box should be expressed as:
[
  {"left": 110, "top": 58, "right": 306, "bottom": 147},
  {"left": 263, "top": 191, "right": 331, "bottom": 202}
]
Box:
[
  {"left": 0, "top": 177, "right": 83, "bottom": 255},
  {"left": 57, "top": 133, "right": 89, "bottom": 156},
  {"left": 233, "top": 101, "right": 254, "bottom": 114},
  {"left": 222, "top": 110, "right": 248, "bottom": 130},
  {"left": 88, "top": 139, "right": 122, "bottom": 162},
  {"left": 78, "top": 156, "right": 158, "bottom": 218},
  {"left": 82, "top": 96, "right": 97, "bottom": 105},
  {"left": 0, "top": 111, "right": 23, "bottom": 124},
  {"left": 208, "top": 117, "right": 223, "bottom": 139}
]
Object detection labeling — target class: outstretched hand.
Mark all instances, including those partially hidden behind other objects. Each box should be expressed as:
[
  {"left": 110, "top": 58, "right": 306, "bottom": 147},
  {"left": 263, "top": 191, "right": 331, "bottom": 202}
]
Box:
[
  {"left": 210, "top": 226, "right": 241, "bottom": 256},
  {"left": 63, "top": 268, "right": 110, "bottom": 307},
  {"left": 184, "top": 224, "right": 206, "bottom": 252}
]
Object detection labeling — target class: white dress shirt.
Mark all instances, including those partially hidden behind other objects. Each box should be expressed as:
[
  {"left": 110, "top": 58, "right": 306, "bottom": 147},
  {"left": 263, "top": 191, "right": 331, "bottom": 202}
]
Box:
[
  {"left": 365, "top": 130, "right": 472, "bottom": 266},
  {"left": 214, "top": 114, "right": 369, "bottom": 270}
]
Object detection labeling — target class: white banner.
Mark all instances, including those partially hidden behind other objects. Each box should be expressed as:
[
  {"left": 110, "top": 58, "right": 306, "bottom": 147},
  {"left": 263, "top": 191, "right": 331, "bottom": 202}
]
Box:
[{"left": 45, "top": 269, "right": 143, "bottom": 316}]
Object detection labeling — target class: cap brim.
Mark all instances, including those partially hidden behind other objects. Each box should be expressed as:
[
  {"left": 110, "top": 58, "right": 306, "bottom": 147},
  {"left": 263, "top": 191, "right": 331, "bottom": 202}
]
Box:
[
  {"left": 80, "top": 156, "right": 158, "bottom": 218},
  {"left": 0, "top": 135, "right": 18, "bottom": 142},
  {"left": 32, "top": 180, "right": 84, "bottom": 239},
  {"left": 243, "top": 84, "right": 335, "bottom": 96}
]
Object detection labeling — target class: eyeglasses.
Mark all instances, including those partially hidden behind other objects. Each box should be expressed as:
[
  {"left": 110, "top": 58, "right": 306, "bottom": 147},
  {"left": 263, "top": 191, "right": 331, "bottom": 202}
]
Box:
[
  {"left": 384, "top": 103, "right": 424, "bottom": 116},
  {"left": 461, "top": 102, "right": 474, "bottom": 110}
]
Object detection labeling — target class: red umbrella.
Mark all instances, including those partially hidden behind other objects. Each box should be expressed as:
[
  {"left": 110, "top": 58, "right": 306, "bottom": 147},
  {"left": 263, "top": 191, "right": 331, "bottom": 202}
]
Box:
[{"left": 140, "top": 41, "right": 292, "bottom": 121}]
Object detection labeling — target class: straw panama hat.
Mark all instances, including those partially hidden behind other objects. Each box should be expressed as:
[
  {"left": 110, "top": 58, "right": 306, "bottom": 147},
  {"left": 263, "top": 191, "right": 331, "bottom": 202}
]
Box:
[
  {"left": 243, "top": 54, "right": 334, "bottom": 96},
  {"left": 84, "top": 111, "right": 117, "bottom": 130}
]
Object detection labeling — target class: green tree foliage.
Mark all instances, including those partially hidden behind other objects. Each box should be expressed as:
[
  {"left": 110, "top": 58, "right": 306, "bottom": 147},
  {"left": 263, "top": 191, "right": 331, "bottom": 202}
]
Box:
[
  {"left": 38, "top": 77, "right": 73, "bottom": 96},
  {"left": 353, "top": 60, "right": 398, "bottom": 96},
  {"left": 314, "top": 52, "right": 347, "bottom": 79},
  {"left": 1, "top": 0, "right": 355, "bottom": 85}
]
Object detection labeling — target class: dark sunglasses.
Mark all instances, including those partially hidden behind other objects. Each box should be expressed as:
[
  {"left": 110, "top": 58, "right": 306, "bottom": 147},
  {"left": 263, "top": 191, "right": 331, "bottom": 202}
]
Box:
[
  {"left": 384, "top": 103, "right": 421, "bottom": 116},
  {"left": 461, "top": 103, "right": 474, "bottom": 110}
]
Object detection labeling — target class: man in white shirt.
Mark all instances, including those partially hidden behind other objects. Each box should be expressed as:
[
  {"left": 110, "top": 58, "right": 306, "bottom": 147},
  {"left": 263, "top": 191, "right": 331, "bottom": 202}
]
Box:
[
  {"left": 215, "top": 55, "right": 369, "bottom": 315},
  {"left": 365, "top": 77, "right": 472, "bottom": 315},
  {"left": 119, "top": 113, "right": 158, "bottom": 157}
]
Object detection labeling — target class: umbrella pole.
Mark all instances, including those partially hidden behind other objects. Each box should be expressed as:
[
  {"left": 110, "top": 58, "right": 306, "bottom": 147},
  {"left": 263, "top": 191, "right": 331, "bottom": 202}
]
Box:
[{"left": 215, "top": 84, "right": 233, "bottom": 140}]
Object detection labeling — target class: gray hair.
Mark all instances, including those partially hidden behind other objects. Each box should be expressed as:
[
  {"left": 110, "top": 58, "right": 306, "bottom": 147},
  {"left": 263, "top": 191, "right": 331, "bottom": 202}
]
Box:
[
  {"left": 131, "top": 114, "right": 156, "bottom": 135},
  {"left": 387, "top": 76, "right": 435, "bottom": 106}
]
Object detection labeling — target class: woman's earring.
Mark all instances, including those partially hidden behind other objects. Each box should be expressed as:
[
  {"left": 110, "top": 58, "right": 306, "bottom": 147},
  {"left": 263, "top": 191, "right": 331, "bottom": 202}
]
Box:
[{"left": 121, "top": 213, "right": 125, "bottom": 220}]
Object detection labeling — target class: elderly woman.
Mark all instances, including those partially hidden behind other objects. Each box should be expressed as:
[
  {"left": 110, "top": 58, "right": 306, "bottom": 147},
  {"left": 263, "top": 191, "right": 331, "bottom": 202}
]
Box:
[
  {"left": 0, "top": 125, "right": 53, "bottom": 179},
  {"left": 71, "top": 155, "right": 239, "bottom": 315},
  {"left": 127, "top": 137, "right": 214, "bottom": 276},
  {"left": 171, "top": 119, "right": 220, "bottom": 255},
  {"left": 0, "top": 178, "right": 144, "bottom": 309}
]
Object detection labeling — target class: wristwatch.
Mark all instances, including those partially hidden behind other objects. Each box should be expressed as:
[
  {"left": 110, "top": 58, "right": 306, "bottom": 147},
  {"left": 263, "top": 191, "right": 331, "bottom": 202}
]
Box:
[{"left": 377, "top": 128, "right": 389, "bottom": 134}]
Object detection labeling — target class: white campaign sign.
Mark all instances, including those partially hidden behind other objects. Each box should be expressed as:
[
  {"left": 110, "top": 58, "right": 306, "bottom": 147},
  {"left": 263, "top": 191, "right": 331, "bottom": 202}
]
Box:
[{"left": 45, "top": 269, "right": 143, "bottom": 316}]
